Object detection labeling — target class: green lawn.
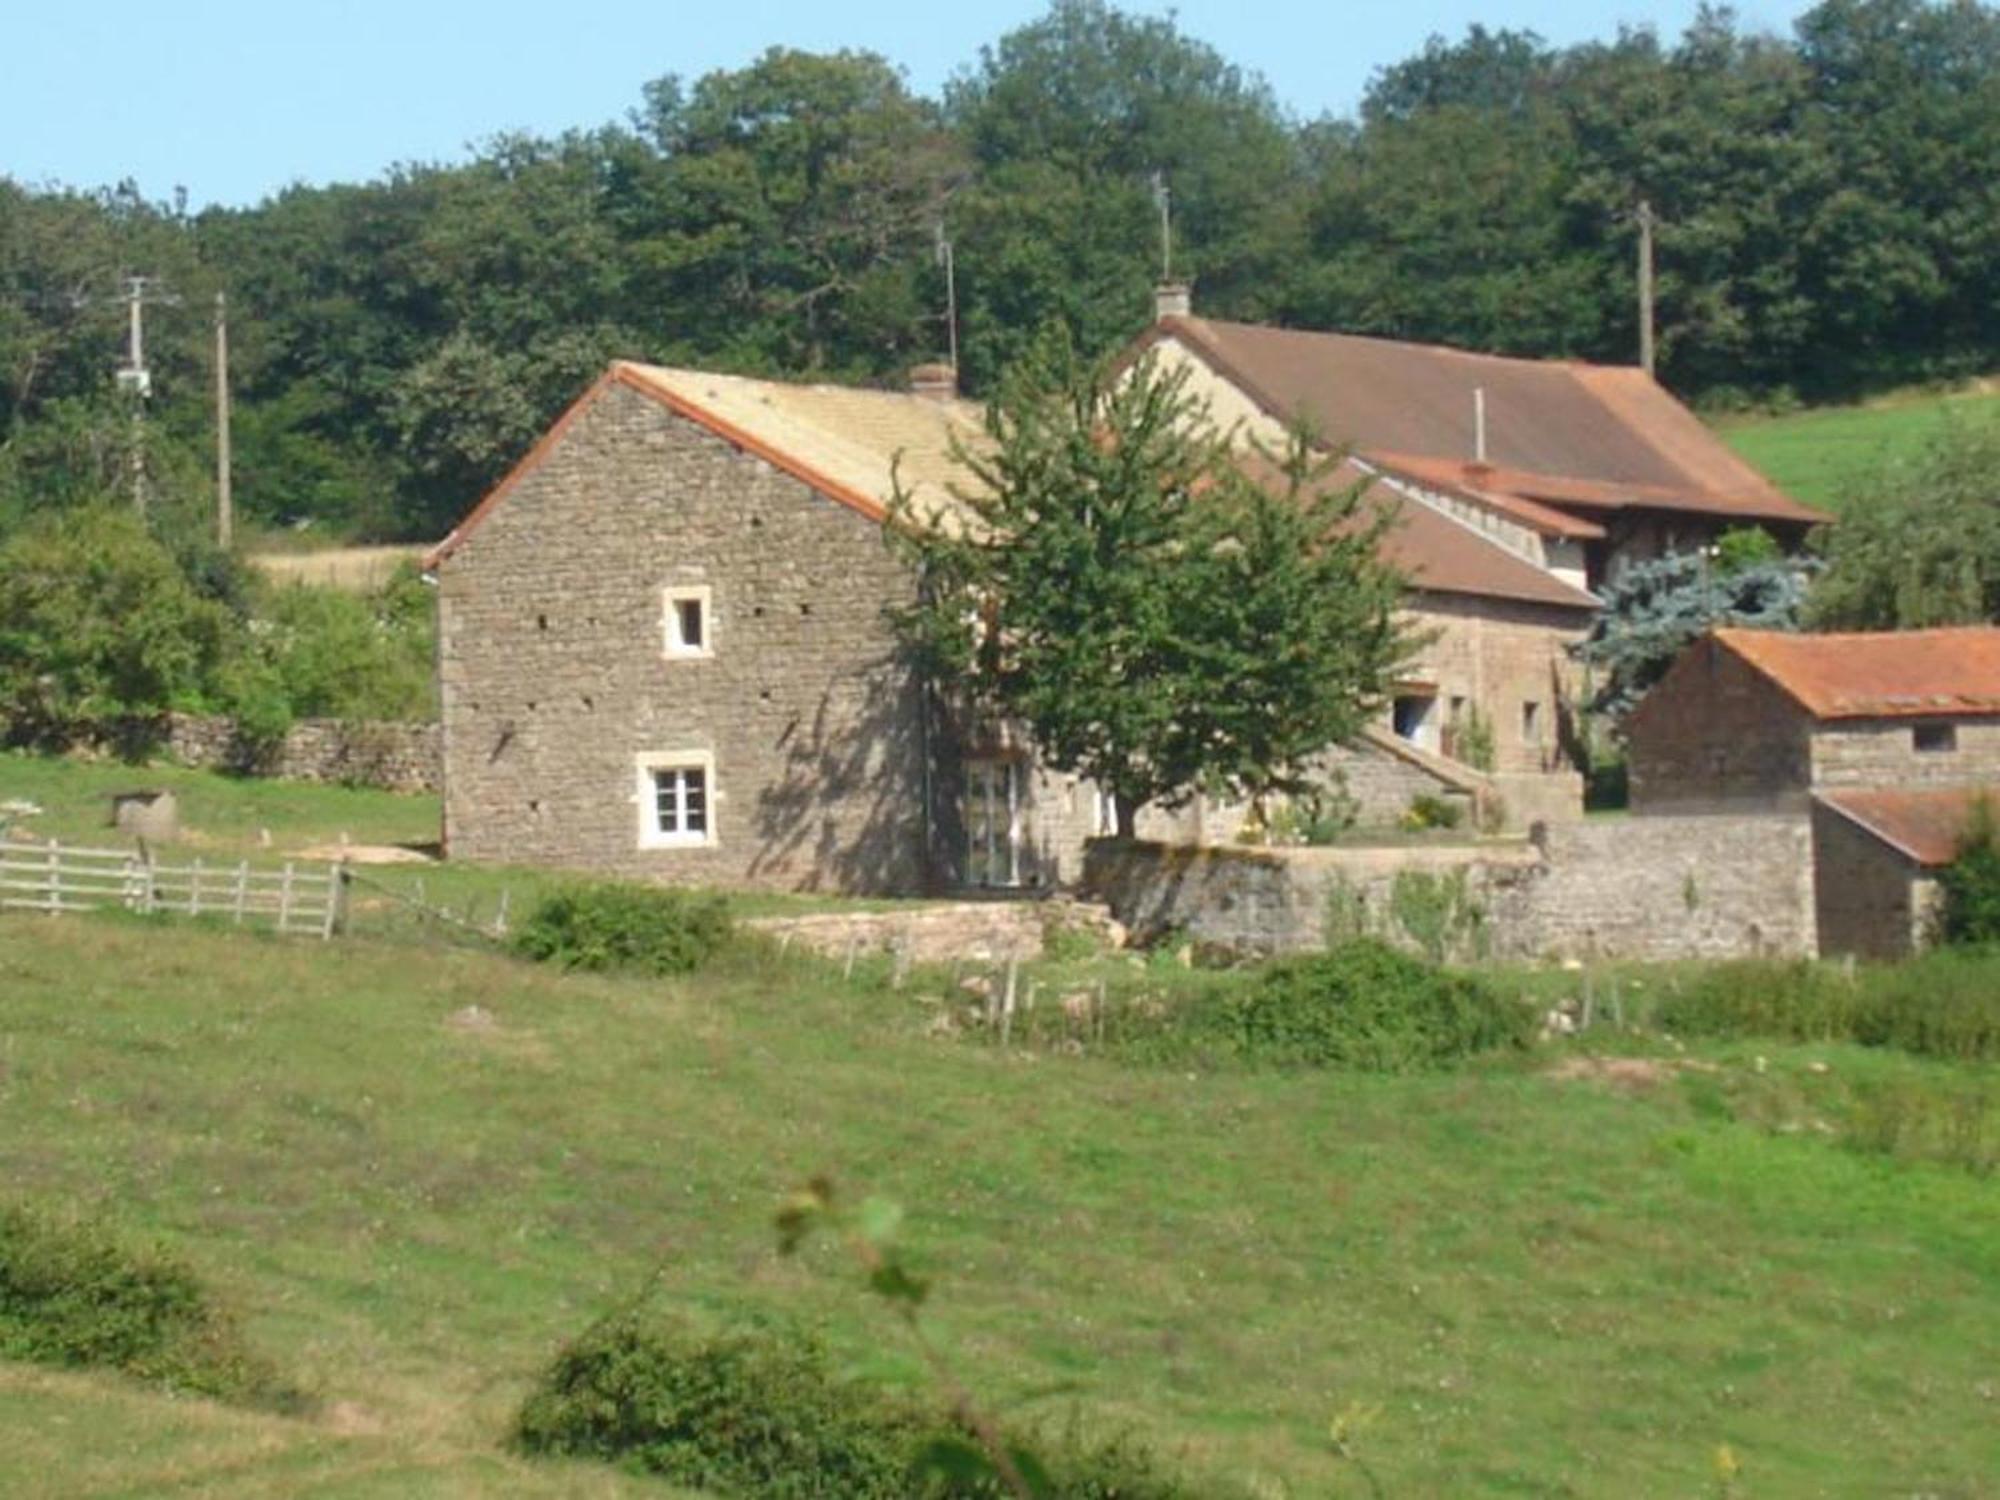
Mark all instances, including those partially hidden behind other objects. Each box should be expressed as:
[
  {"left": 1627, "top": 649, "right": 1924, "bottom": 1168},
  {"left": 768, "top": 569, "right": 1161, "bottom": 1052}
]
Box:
[
  {"left": 2, "top": 759, "right": 1997, "bottom": 1496},
  {"left": 1715, "top": 382, "right": 2000, "bottom": 513}
]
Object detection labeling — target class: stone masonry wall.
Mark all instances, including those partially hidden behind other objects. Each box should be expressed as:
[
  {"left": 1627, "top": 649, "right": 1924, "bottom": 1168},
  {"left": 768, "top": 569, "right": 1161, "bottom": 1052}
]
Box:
[
  {"left": 1627, "top": 638, "right": 1815, "bottom": 810},
  {"left": 1811, "top": 719, "right": 2000, "bottom": 791},
  {"left": 1399, "top": 592, "right": 1589, "bottom": 779},
  {"left": 163, "top": 712, "right": 441, "bottom": 794},
  {"left": 1085, "top": 811, "right": 1816, "bottom": 961},
  {"left": 1491, "top": 814, "right": 1816, "bottom": 960},
  {"left": 437, "top": 381, "right": 934, "bottom": 893},
  {"left": 1810, "top": 800, "right": 1925, "bottom": 959}
]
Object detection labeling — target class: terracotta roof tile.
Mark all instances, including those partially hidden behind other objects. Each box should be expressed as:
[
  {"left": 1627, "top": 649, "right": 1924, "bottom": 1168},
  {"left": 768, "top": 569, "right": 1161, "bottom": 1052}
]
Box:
[
  {"left": 1716, "top": 627, "right": 2000, "bottom": 720},
  {"left": 1142, "top": 316, "right": 1829, "bottom": 530},
  {"left": 1816, "top": 785, "right": 2000, "bottom": 867}
]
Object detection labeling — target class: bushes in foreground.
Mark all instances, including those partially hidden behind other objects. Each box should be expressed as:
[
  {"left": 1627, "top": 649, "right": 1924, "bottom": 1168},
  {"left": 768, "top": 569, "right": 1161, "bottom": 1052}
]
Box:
[
  {"left": 511, "top": 882, "right": 733, "bottom": 975},
  {"left": 1183, "top": 940, "right": 1535, "bottom": 1071},
  {"left": 1656, "top": 950, "right": 2000, "bottom": 1062},
  {"left": 0, "top": 1203, "right": 287, "bottom": 1404},
  {"left": 517, "top": 1308, "right": 1206, "bottom": 1499}
]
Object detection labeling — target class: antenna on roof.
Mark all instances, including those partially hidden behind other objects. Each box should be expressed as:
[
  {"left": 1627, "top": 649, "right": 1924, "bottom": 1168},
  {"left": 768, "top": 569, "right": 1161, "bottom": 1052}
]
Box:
[
  {"left": 933, "top": 222, "right": 958, "bottom": 375},
  {"left": 1150, "top": 170, "right": 1172, "bottom": 281}
]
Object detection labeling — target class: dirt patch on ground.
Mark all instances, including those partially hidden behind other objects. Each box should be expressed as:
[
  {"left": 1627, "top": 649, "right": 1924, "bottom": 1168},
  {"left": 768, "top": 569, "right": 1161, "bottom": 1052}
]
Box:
[
  {"left": 323, "top": 1400, "right": 387, "bottom": 1436},
  {"left": 296, "top": 843, "right": 437, "bottom": 865},
  {"left": 1546, "top": 1056, "right": 1690, "bottom": 1091}
]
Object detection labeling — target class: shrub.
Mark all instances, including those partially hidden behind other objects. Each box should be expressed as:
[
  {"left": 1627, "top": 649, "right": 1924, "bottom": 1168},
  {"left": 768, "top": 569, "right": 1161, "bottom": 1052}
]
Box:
[
  {"left": 1655, "top": 961, "right": 1861, "bottom": 1044},
  {"left": 512, "top": 882, "right": 732, "bottom": 975},
  {"left": 1656, "top": 952, "right": 2000, "bottom": 1063},
  {"left": 1937, "top": 796, "right": 2000, "bottom": 945},
  {"left": 1200, "top": 939, "right": 1534, "bottom": 1071},
  {"left": 517, "top": 1309, "right": 1207, "bottom": 1498},
  {"left": 245, "top": 568, "right": 437, "bottom": 725},
  {"left": 0, "top": 507, "right": 236, "bottom": 747},
  {"left": 0, "top": 1203, "right": 285, "bottom": 1403},
  {"left": 1400, "top": 793, "right": 1464, "bottom": 832}
]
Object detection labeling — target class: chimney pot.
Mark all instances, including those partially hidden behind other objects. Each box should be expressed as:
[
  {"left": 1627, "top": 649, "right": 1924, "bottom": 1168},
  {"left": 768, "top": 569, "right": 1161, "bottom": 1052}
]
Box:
[
  {"left": 908, "top": 362, "right": 957, "bottom": 401},
  {"left": 1153, "top": 281, "right": 1193, "bottom": 321}
]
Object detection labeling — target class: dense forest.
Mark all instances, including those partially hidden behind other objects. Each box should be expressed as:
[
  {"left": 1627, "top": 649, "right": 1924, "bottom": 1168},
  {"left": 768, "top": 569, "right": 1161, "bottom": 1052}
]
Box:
[{"left": 2, "top": 0, "right": 1997, "bottom": 543}]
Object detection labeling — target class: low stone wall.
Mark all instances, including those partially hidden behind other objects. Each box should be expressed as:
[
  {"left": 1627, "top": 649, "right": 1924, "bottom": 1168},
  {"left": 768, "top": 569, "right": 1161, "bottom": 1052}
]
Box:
[
  {"left": 1084, "top": 811, "right": 1817, "bottom": 962},
  {"left": 1491, "top": 814, "right": 1816, "bottom": 961},
  {"left": 164, "top": 713, "right": 442, "bottom": 795},
  {"left": 741, "top": 898, "right": 1118, "bottom": 964},
  {"left": 1083, "top": 838, "right": 1535, "bottom": 956}
]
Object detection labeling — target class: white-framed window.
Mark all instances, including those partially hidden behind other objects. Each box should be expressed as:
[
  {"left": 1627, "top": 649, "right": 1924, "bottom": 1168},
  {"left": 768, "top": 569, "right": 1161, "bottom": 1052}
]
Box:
[
  {"left": 635, "top": 751, "right": 716, "bottom": 848},
  {"left": 662, "top": 585, "right": 713, "bottom": 659}
]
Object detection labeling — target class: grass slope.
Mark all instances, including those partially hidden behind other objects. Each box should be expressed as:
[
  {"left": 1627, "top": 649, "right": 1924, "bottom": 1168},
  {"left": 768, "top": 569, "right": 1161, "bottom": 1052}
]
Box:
[
  {"left": 2, "top": 910, "right": 1997, "bottom": 1496},
  {"left": 1715, "top": 383, "right": 2000, "bottom": 512}
]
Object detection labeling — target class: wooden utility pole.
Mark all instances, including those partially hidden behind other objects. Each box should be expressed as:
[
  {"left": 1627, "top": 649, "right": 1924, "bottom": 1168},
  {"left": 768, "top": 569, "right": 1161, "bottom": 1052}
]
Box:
[
  {"left": 1636, "top": 199, "right": 1657, "bottom": 379},
  {"left": 214, "top": 291, "right": 233, "bottom": 549}
]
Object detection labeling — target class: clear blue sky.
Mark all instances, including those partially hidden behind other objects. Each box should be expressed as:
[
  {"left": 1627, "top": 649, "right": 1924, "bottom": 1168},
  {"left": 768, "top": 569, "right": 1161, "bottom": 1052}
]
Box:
[{"left": 8, "top": 0, "right": 1816, "bottom": 210}]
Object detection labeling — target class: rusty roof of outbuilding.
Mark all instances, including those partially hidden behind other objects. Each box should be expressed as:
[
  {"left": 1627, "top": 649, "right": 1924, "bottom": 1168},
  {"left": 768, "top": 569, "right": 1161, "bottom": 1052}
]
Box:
[
  {"left": 1815, "top": 785, "right": 2000, "bottom": 867},
  {"left": 1715, "top": 627, "right": 2000, "bottom": 720},
  {"left": 1133, "top": 316, "right": 1829, "bottom": 532}
]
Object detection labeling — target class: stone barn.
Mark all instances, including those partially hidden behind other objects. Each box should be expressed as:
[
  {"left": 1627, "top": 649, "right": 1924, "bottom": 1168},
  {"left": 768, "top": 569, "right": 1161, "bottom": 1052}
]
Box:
[
  {"left": 1812, "top": 787, "right": 1997, "bottom": 958},
  {"left": 425, "top": 359, "right": 1606, "bottom": 894},
  {"left": 1627, "top": 627, "right": 2000, "bottom": 811}
]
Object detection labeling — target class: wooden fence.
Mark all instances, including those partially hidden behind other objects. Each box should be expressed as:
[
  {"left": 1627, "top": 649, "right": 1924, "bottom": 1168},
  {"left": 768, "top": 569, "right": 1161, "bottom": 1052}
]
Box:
[{"left": 0, "top": 838, "right": 344, "bottom": 939}]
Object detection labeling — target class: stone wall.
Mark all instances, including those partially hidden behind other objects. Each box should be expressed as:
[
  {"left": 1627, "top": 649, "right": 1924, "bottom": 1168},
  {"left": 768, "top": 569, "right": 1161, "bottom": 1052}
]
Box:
[
  {"left": 1627, "top": 638, "right": 1815, "bottom": 810},
  {"left": 741, "top": 897, "right": 1118, "bottom": 964},
  {"left": 1810, "top": 800, "right": 1924, "bottom": 958},
  {"left": 163, "top": 712, "right": 441, "bottom": 794},
  {"left": 437, "top": 379, "right": 935, "bottom": 893},
  {"left": 1811, "top": 718, "right": 2000, "bottom": 791},
  {"left": 1399, "top": 593, "right": 1589, "bottom": 779},
  {"left": 1492, "top": 814, "right": 1816, "bottom": 961},
  {"left": 1085, "top": 811, "right": 1818, "bottom": 961},
  {"left": 1083, "top": 838, "right": 1537, "bottom": 956}
]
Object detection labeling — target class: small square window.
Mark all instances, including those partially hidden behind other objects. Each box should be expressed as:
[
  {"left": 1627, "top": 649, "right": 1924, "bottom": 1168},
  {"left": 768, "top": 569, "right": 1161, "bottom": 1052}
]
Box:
[
  {"left": 662, "top": 585, "right": 713, "bottom": 659},
  {"left": 636, "top": 752, "right": 716, "bottom": 847},
  {"left": 1914, "top": 723, "right": 1957, "bottom": 754},
  {"left": 1521, "top": 700, "right": 1543, "bottom": 744}
]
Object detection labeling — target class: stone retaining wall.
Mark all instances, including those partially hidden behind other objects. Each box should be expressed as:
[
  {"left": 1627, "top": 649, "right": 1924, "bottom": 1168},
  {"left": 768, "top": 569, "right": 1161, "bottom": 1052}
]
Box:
[
  {"left": 741, "top": 898, "right": 1118, "bottom": 964},
  {"left": 164, "top": 713, "right": 441, "bottom": 795},
  {"left": 1085, "top": 812, "right": 1817, "bottom": 961}
]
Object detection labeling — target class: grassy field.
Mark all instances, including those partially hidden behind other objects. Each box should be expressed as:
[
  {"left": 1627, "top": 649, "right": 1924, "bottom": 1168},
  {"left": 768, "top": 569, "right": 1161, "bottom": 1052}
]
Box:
[
  {"left": 2, "top": 761, "right": 1998, "bottom": 1497},
  {"left": 1715, "top": 381, "right": 2000, "bottom": 513}
]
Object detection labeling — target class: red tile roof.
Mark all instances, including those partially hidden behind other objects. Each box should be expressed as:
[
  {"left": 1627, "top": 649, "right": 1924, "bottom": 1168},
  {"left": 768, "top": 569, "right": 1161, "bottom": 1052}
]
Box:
[
  {"left": 1136, "top": 316, "right": 1830, "bottom": 532},
  {"left": 1716, "top": 627, "right": 2000, "bottom": 720},
  {"left": 1816, "top": 786, "right": 2000, "bottom": 867}
]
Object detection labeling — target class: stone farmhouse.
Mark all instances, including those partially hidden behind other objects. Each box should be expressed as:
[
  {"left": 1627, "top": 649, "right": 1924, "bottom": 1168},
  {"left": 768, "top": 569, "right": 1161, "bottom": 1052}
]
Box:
[
  {"left": 1117, "top": 290, "right": 1829, "bottom": 824},
  {"left": 422, "top": 350, "right": 1643, "bottom": 893},
  {"left": 1626, "top": 626, "right": 2000, "bottom": 956}
]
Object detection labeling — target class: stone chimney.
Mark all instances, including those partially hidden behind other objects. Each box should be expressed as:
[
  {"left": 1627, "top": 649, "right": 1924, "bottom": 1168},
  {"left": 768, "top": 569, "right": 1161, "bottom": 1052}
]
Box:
[
  {"left": 1153, "top": 281, "right": 1193, "bottom": 321},
  {"left": 908, "top": 362, "right": 958, "bottom": 401}
]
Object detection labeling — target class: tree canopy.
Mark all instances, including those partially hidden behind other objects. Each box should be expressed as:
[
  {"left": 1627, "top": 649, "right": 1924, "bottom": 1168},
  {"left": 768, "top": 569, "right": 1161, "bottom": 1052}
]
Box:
[
  {"left": 3, "top": 0, "right": 1998, "bottom": 543},
  {"left": 892, "top": 330, "right": 1409, "bottom": 830}
]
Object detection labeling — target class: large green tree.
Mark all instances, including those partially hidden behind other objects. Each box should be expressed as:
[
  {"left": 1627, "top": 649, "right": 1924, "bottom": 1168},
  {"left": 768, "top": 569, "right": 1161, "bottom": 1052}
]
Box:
[
  {"left": 1808, "top": 420, "right": 2000, "bottom": 629},
  {"left": 894, "top": 330, "right": 1408, "bottom": 832}
]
